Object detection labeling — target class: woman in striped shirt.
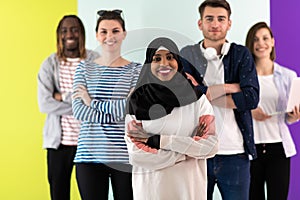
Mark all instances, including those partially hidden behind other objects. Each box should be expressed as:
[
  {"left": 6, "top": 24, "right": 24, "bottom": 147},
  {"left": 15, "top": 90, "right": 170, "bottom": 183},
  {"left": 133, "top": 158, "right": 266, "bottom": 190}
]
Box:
[{"left": 72, "top": 10, "right": 141, "bottom": 200}]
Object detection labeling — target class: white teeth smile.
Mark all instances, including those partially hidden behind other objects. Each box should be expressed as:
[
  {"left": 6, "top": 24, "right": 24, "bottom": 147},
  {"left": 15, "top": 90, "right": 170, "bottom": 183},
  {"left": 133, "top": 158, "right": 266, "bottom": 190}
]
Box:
[
  {"left": 256, "top": 47, "right": 265, "bottom": 51},
  {"left": 66, "top": 39, "right": 75, "bottom": 43},
  {"left": 105, "top": 41, "right": 116, "bottom": 45},
  {"left": 157, "top": 67, "right": 172, "bottom": 74},
  {"left": 159, "top": 69, "right": 171, "bottom": 74}
]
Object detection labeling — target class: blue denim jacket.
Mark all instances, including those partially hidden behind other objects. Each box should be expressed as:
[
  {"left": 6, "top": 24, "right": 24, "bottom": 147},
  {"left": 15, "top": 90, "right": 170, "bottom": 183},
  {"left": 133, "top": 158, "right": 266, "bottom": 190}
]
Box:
[{"left": 180, "top": 42, "right": 259, "bottom": 159}]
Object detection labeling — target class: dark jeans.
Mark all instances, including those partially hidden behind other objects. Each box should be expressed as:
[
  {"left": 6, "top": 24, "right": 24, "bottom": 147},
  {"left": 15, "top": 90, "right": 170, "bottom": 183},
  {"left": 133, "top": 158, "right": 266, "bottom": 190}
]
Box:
[
  {"left": 76, "top": 163, "right": 133, "bottom": 200},
  {"left": 250, "top": 142, "right": 290, "bottom": 200},
  {"left": 47, "top": 145, "right": 77, "bottom": 200},
  {"left": 207, "top": 153, "right": 250, "bottom": 200}
]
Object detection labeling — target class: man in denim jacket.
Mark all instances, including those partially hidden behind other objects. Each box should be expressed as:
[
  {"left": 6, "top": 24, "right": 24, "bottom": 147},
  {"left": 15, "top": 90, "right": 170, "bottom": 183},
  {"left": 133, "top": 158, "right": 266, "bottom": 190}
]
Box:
[{"left": 180, "top": 1, "right": 259, "bottom": 199}]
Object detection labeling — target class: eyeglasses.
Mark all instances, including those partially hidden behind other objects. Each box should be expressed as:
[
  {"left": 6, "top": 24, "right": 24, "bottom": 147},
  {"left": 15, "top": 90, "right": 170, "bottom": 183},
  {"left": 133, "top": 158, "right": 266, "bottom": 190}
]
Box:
[{"left": 97, "top": 9, "right": 122, "bottom": 17}]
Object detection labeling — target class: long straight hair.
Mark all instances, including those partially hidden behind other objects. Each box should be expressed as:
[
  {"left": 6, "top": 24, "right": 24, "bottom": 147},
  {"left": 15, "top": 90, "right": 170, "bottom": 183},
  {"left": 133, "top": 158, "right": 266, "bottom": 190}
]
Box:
[{"left": 56, "top": 15, "right": 86, "bottom": 61}]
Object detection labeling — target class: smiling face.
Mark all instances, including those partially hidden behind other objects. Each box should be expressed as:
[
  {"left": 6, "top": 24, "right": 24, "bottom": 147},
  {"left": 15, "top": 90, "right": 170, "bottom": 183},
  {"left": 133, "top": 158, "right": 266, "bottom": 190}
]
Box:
[
  {"left": 198, "top": 6, "right": 231, "bottom": 44},
  {"left": 253, "top": 27, "right": 274, "bottom": 60},
  {"left": 60, "top": 17, "right": 80, "bottom": 56},
  {"left": 96, "top": 19, "right": 126, "bottom": 52},
  {"left": 151, "top": 50, "right": 178, "bottom": 81}
]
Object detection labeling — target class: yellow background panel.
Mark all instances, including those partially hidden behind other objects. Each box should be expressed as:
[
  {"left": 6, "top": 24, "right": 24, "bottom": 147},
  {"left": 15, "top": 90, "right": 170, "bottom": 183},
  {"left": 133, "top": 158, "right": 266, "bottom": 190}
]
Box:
[{"left": 0, "top": 0, "right": 80, "bottom": 199}]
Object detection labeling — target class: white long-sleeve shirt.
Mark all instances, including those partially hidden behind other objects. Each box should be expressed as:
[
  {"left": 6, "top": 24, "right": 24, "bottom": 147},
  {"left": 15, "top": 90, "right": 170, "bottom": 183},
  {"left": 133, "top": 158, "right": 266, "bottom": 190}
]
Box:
[{"left": 125, "top": 95, "right": 218, "bottom": 200}]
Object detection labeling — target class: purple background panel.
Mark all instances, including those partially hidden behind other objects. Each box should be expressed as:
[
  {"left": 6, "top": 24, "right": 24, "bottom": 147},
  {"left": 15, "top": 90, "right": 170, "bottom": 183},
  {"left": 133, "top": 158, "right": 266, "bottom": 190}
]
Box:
[{"left": 271, "top": 1, "right": 300, "bottom": 200}]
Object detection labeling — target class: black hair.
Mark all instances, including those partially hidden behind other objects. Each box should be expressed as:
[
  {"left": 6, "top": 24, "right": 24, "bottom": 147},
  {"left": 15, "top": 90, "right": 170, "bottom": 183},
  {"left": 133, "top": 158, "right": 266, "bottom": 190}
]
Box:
[
  {"left": 95, "top": 10, "right": 125, "bottom": 32},
  {"left": 198, "top": 0, "right": 231, "bottom": 19},
  {"left": 56, "top": 15, "right": 86, "bottom": 61}
]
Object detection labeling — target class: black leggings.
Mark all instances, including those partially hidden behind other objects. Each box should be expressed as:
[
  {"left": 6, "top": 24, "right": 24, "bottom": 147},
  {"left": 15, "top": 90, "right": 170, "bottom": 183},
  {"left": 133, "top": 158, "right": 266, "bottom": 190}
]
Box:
[
  {"left": 76, "top": 163, "right": 133, "bottom": 200},
  {"left": 47, "top": 145, "right": 77, "bottom": 200},
  {"left": 250, "top": 142, "right": 290, "bottom": 200}
]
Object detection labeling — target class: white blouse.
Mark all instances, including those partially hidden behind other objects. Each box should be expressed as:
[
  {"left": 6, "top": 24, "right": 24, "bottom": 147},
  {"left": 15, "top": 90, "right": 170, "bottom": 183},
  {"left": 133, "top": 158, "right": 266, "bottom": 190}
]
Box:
[{"left": 125, "top": 95, "right": 218, "bottom": 200}]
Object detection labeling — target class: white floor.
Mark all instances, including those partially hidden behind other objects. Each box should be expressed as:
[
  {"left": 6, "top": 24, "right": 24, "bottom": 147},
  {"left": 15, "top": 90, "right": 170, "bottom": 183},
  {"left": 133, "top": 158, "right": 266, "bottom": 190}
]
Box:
[{"left": 108, "top": 182, "right": 222, "bottom": 199}]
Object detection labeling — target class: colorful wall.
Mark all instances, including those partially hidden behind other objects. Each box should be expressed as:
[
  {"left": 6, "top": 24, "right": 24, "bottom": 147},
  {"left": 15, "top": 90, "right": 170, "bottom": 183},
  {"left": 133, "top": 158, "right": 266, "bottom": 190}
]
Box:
[
  {"left": 0, "top": 0, "right": 299, "bottom": 199},
  {"left": 0, "top": 0, "right": 79, "bottom": 199},
  {"left": 271, "top": 1, "right": 300, "bottom": 200}
]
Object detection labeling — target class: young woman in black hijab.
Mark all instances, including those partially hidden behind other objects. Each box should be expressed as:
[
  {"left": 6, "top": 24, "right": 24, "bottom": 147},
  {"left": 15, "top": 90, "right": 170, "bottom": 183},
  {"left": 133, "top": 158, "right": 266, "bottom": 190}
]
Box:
[{"left": 125, "top": 37, "right": 218, "bottom": 200}]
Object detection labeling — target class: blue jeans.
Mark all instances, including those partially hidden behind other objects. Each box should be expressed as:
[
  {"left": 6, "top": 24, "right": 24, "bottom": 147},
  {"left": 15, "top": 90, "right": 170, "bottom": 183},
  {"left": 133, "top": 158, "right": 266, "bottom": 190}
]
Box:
[{"left": 207, "top": 154, "right": 250, "bottom": 200}]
